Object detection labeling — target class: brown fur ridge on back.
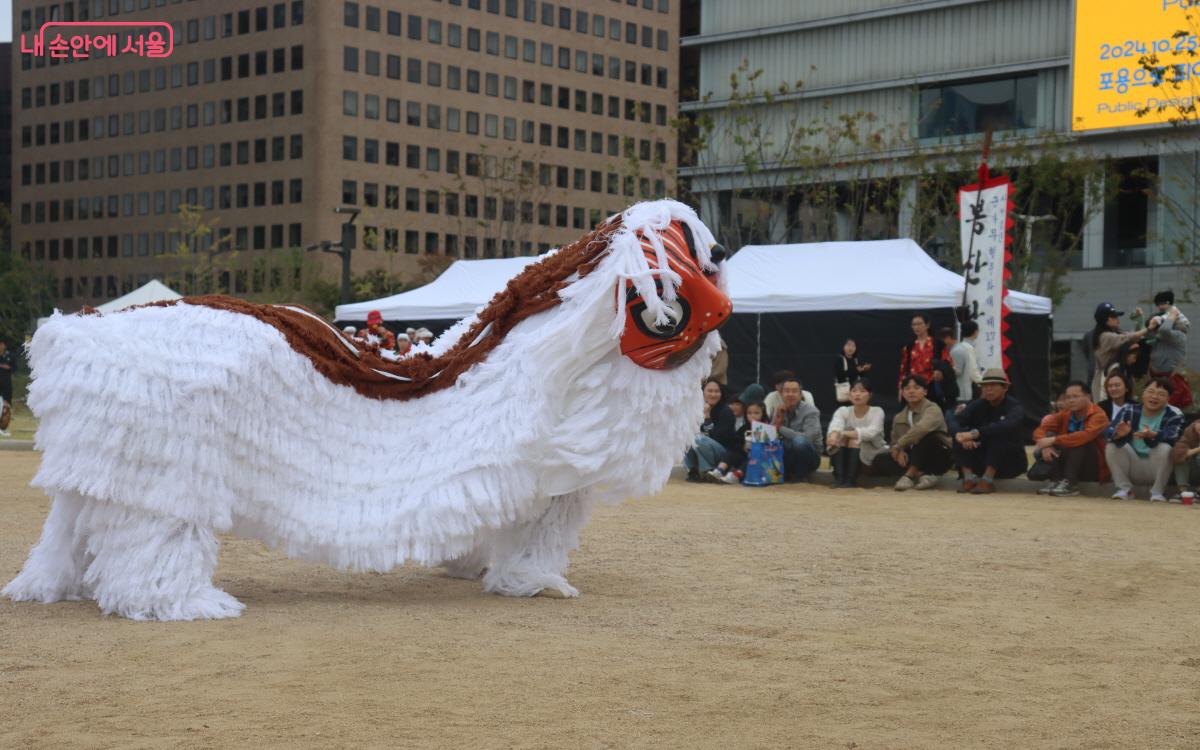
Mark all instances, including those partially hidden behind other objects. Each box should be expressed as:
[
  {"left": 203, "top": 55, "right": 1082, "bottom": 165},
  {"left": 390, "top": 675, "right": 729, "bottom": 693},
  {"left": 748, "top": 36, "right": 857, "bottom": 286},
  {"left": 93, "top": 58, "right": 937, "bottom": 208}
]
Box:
[{"left": 136, "top": 218, "right": 621, "bottom": 401}]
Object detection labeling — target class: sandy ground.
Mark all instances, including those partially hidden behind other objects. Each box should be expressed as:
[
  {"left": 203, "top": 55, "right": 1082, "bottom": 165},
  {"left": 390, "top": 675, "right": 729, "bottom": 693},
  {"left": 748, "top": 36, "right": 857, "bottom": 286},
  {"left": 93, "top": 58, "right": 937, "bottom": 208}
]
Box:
[{"left": 2, "top": 451, "right": 1200, "bottom": 749}]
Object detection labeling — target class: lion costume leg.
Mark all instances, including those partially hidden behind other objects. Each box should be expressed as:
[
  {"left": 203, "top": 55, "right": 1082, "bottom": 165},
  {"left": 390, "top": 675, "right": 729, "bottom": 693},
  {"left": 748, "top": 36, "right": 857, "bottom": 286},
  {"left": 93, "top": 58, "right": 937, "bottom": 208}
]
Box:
[
  {"left": 482, "top": 492, "right": 593, "bottom": 598},
  {"left": 4, "top": 491, "right": 91, "bottom": 604},
  {"left": 439, "top": 540, "right": 492, "bottom": 580},
  {"left": 78, "top": 502, "right": 244, "bottom": 621}
]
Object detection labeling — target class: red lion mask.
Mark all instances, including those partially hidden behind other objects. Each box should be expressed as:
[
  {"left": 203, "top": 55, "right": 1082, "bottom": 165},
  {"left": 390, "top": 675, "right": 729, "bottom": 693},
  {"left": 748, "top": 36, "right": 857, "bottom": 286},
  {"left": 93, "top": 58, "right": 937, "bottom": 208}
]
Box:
[{"left": 621, "top": 221, "right": 731, "bottom": 369}]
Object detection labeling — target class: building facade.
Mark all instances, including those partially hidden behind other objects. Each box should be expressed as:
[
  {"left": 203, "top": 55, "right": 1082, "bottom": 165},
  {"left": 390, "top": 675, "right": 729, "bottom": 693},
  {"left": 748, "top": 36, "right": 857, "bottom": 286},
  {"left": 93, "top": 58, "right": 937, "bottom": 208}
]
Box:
[
  {"left": 13, "top": 0, "right": 678, "bottom": 310},
  {"left": 681, "top": 0, "right": 1200, "bottom": 371}
]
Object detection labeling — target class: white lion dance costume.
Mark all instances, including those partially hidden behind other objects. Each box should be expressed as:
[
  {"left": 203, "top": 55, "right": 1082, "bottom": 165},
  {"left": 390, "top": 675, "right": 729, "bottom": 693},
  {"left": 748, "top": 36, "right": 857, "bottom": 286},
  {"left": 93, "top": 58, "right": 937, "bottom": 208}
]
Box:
[{"left": 4, "top": 200, "right": 732, "bottom": 620}]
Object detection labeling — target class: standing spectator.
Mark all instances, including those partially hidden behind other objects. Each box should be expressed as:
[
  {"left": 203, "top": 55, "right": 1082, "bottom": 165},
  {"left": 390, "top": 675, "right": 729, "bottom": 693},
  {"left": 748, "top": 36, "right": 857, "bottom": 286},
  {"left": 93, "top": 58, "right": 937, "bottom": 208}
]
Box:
[
  {"left": 709, "top": 334, "right": 729, "bottom": 385},
  {"left": 763, "top": 370, "right": 817, "bottom": 417},
  {"left": 1030, "top": 381, "right": 1109, "bottom": 496},
  {"left": 871, "top": 375, "right": 953, "bottom": 491},
  {"left": 898, "top": 313, "right": 952, "bottom": 400},
  {"left": 0, "top": 339, "right": 13, "bottom": 437},
  {"left": 826, "top": 379, "right": 886, "bottom": 489},
  {"left": 1104, "top": 377, "right": 1183, "bottom": 501},
  {"left": 684, "top": 378, "right": 739, "bottom": 481},
  {"left": 771, "top": 377, "right": 822, "bottom": 482},
  {"left": 1102, "top": 339, "right": 1150, "bottom": 385},
  {"left": 834, "top": 339, "right": 871, "bottom": 406},
  {"left": 928, "top": 328, "right": 960, "bottom": 409},
  {"left": 1133, "top": 290, "right": 1191, "bottom": 409},
  {"left": 1097, "top": 372, "right": 1136, "bottom": 421},
  {"left": 1090, "top": 302, "right": 1154, "bottom": 401},
  {"left": 952, "top": 368, "right": 1028, "bottom": 495},
  {"left": 950, "top": 321, "right": 983, "bottom": 403}
]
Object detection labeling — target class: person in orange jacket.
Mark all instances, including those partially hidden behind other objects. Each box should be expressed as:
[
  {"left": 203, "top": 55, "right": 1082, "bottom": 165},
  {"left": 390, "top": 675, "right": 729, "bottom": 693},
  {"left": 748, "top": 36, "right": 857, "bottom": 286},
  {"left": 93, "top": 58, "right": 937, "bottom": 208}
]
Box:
[{"left": 1031, "top": 380, "right": 1110, "bottom": 496}]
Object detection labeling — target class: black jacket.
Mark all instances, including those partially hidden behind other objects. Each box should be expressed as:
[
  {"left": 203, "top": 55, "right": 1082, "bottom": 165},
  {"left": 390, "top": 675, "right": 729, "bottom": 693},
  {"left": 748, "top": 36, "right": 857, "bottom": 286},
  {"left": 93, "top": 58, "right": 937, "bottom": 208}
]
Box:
[
  {"left": 700, "top": 403, "right": 740, "bottom": 452},
  {"left": 957, "top": 394, "right": 1024, "bottom": 444}
]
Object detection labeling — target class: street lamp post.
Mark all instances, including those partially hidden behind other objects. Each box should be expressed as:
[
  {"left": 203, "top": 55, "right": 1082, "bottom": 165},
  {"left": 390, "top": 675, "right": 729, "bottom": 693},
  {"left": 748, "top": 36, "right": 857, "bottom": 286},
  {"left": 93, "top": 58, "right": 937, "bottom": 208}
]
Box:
[{"left": 305, "top": 206, "right": 360, "bottom": 305}]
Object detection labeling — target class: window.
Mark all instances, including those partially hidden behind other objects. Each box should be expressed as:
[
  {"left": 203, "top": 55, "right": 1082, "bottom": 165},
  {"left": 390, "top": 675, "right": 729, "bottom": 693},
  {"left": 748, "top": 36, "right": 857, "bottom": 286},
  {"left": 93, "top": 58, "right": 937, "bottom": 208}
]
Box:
[
  {"left": 344, "top": 46, "right": 359, "bottom": 73},
  {"left": 1104, "top": 157, "right": 1159, "bottom": 267},
  {"left": 344, "top": 2, "right": 359, "bottom": 27},
  {"left": 343, "top": 136, "right": 358, "bottom": 160},
  {"left": 917, "top": 75, "right": 1037, "bottom": 139},
  {"left": 408, "top": 14, "right": 422, "bottom": 40},
  {"left": 343, "top": 90, "right": 358, "bottom": 116},
  {"left": 387, "top": 10, "right": 401, "bottom": 35}
]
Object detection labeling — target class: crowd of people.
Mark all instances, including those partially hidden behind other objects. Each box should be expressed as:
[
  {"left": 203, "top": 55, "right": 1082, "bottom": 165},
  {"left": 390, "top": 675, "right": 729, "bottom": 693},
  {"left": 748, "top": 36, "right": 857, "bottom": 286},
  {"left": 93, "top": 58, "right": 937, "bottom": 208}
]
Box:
[
  {"left": 341, "top": 310, "right": 434, "bottom": 359},
  {"left": 686, "top": 289, "right": 1199, "bottom": 502}
]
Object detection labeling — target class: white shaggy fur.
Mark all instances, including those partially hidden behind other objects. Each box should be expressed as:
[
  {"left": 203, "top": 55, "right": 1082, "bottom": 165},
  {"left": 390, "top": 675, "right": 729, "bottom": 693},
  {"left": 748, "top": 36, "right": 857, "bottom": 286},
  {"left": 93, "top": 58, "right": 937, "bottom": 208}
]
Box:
[{"left": 4, "top": 200, "right": 723, "bottom": 620}]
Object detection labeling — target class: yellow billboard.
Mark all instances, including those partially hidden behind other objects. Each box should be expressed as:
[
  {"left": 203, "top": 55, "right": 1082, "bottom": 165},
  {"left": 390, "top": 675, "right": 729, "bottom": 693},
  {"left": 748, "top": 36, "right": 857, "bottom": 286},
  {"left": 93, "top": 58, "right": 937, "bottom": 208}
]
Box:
[{"left": 1072, "top": 0, "right": 1200, "bottom": 132}]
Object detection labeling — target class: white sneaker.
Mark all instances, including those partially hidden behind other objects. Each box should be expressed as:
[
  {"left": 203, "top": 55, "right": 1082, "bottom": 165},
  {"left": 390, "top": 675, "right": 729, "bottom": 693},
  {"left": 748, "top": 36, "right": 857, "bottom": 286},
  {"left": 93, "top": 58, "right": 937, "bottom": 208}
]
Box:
[
  {"left": 1037, "top": 480, "right": 1058, "bottom": 495},
  {"left": 894, "top": 475, "right": 915, "bottom": 492},
  {"left": 1150, "top": 493, "right": 1168, "bottom": 503},
  {"left": 913, "top": 474, "right": 940, "bottom": 491},
  {"left": 1111, "top": 488, "right": 1133, "bottom": 501},
  {"left": 0, "top": 429, "right": 10, "bottom": 437},
  {"left": 720, "top": 471, "right": 741, "bottom": 485},
  {"left": 705, "top": 468, "right": 724, "bottom": 483}
]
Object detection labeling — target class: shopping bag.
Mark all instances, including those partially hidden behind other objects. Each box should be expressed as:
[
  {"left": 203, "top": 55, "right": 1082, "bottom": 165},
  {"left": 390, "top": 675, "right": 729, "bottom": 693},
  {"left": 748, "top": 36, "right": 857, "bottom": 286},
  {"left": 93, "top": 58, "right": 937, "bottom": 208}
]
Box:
[{"left": 743, "top": 439, "right": 784, "bottom": 486}]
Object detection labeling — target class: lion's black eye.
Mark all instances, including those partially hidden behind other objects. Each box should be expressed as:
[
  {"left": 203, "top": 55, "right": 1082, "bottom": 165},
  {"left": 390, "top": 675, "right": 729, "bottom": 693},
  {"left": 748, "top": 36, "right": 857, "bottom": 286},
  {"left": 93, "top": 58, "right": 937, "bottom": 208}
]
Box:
[{"left": 631, "top": 297, "right": 691, "bottom": 340}]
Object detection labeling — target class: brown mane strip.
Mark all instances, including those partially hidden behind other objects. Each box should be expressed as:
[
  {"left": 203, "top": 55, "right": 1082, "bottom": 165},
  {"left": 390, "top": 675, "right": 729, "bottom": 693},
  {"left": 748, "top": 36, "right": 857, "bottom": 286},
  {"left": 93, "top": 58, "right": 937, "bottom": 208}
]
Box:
[{"left": 121, "top": 218, "right": 623, "bottom": 402}]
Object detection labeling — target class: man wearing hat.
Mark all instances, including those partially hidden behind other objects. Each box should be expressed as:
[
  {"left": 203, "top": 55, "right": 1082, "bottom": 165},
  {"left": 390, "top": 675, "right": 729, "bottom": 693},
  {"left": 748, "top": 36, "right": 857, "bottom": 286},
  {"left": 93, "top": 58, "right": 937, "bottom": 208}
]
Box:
[
  {"left": 363, "top": 310, "right": 396, "bottom": 350},
  {"left": 394, "top": 332, "right": 412, "bottom": 356},
  {"left": 1090, "top": 301, "right": 1154, "bottom": 401},
  {"left": 951, "top": 368, "right": 1028, "bottom": 494},
  {"left": 1131, "top": 290, "right": 1191, "bottom": 409}
]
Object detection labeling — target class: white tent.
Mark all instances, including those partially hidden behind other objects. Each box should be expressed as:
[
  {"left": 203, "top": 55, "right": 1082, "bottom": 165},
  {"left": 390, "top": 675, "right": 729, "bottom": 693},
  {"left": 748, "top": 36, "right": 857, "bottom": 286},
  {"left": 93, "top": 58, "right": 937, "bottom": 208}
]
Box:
[
  {"left": 724, "top": 239, "right": 1051, "bottom": 315},
  {"left": 95, "top": 279, "right": 182, "bottom": 313},
  {"left": 335, "top": 256, "right": 540, "bottom": 323}
]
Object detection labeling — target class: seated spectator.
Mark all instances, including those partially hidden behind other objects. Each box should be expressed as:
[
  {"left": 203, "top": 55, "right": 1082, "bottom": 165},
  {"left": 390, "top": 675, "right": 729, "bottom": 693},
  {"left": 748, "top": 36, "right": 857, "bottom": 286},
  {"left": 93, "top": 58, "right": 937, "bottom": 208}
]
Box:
[
  {"left": 1097, "top": 372, "right": 1136, "bottom": 421},
  {"left": 1171, "top": 418, "right": 1200, "bottom": 496},
  {"left": 952, "top": 368, "right": 1028, "bottom": 495},
  {"left": 1104, "top": 377, "right": 1184, "bottom": 501},
  {"left": 395, "top": 333, "right": 412, "bottom": 356},
  {"left": 763, "top": 370, "right": 817, "bottom": 417},
  {"left": 1030, "top": 381, "right": 1109, "bottom": 496},
  {"left": 871, "top": 375, "right": 953, "bottom": 491},
  {"left": 738, "top": 382, "right": 766, "bottom": 406},
  {"left": 826, "top": 379, "right": 886, "bottom": 489},
  {"left": 728, "top": 398, "right": 746, "bottom": 430},
  {"left": 342, "top": 325, "right": 357, "bottom": 338},
  {"left": 363, "top": 310, "right": 396, "bottom": 350},
  {"left": 770, "top": 377, "right": 822, "bottom": 482},
  {"left": 684, "top": 379, "right": 740, "bottom": 481},
  {"left": 1027, "top": 385, "right": 1066, "bottom": 483},
  {"left": 415, "top": 328, "right": 435, "bottom": 345},
  {"left": 708, "top": 401, "right": 768, "bottom": 484},
  {"left": 406, "top": 327, "right": 418, "bottom": 342}
]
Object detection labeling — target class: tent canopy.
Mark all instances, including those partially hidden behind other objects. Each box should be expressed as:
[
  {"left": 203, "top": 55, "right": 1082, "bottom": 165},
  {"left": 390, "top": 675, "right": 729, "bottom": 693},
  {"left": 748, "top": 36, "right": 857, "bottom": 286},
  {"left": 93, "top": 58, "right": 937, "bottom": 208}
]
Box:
[
  {"left": 725, "top": 240, "right": 1051, "bottom": 316},
  {"left": 335, "top": 256, "right": 540, "bottom": 323},
  {"left": 96, "top": 279, "right": 182, "bottom": 313}
]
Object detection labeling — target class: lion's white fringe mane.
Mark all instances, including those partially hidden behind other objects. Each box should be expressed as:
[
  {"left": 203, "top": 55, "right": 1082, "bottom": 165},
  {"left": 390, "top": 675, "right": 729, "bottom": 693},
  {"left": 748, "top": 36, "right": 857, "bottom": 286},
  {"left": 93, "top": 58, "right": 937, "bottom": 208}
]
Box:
[{"left": 18, "top": 200, "right": 722, "bottom": 580}]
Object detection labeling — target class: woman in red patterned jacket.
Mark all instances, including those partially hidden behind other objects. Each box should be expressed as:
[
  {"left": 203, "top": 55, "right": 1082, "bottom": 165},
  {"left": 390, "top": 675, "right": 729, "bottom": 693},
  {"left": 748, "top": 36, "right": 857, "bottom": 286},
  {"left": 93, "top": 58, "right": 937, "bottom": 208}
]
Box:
[{"left": 897, "top": 313, "right": 952, "bottom": 402}]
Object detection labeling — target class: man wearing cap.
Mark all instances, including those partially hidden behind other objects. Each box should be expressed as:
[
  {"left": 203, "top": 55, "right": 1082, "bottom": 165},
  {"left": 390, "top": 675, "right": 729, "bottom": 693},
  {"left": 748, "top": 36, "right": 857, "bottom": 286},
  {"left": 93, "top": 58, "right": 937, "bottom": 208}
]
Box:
[
  {"left": 414, "top": 328, "right": 434, "bottom": 345},
  {"left": 1132, "top": 290, "right": 1191, "bottom": 409},
  {"left": 363, "top": 310, "right": 396, "bottom": 350},
  {"left": 1090, "top": 302, "right": 1154, "bottom": 401},
  {"left": 395, "top": 333, "right": 412, "bottom": 356},
  {"left": 952, "top": 368, "right": 1028, "bottom": 494}
]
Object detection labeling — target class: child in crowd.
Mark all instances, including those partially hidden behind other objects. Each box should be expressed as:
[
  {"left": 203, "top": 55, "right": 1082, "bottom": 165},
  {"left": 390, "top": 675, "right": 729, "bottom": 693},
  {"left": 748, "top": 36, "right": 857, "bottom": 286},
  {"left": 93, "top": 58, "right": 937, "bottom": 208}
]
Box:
[{"left": 706, "top": 402, "right": 768, "bottom": 485}]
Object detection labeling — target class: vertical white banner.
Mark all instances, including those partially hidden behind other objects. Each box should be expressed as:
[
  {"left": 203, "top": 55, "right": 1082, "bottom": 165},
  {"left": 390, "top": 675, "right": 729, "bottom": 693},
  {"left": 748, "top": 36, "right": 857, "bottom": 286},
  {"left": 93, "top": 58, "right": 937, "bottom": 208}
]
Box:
[{"left": 958, "top": 180, "right": 1011, "bottom": 371}]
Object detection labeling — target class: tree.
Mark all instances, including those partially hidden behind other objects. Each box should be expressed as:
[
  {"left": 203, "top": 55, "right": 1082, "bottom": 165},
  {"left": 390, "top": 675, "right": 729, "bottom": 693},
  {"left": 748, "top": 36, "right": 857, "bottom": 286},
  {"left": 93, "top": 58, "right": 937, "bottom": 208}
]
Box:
[
  {"left": 0, "top": 205, "right": 57, "bottom": 345},
  {"left": 452, "top": 144, "right": 554, "bottom": 257},
  {"left": 1136, "top": 10, "right": 1200, "bottom": 296}
]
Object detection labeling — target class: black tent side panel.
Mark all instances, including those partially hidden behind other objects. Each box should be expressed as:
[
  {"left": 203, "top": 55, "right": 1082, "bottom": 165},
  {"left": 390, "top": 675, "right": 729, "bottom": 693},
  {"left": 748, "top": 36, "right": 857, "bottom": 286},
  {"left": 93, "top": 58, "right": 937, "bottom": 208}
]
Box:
[{"left": 724, "top": 309, "right": 1051, "bottom": 433}]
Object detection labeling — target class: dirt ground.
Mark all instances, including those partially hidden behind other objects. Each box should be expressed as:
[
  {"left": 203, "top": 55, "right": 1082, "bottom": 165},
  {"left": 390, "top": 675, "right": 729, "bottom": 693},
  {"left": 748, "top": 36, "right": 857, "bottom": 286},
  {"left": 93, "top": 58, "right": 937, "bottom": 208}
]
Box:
[{"left": 2, "top": 451, "right": 1200, "bottom": 749}]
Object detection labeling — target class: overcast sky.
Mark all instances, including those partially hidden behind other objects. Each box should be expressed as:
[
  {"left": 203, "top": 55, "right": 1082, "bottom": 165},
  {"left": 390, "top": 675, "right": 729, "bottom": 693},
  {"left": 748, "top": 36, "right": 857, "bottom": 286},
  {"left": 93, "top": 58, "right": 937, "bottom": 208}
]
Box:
[{"left": 2, "top": 3, "right": 13, "bottom": 43}]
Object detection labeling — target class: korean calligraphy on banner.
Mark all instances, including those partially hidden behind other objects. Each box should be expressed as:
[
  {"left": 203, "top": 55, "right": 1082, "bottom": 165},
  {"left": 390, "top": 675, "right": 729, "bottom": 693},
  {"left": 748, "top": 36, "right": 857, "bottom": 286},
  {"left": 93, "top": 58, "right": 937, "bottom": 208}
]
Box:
[{"left": 958, "top": 168, "right": 1014, "bottom": 371}]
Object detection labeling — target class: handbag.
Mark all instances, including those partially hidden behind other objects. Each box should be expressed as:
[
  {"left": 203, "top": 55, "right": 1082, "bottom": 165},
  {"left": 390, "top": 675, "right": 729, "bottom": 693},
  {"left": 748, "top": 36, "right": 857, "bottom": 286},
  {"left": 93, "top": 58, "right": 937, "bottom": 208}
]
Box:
[
  {"left": 835, "top": 381, "right": 851, "bottom": 403},
  {"left": 743, "top": 439, "right": 785, "bottom": 486}
]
